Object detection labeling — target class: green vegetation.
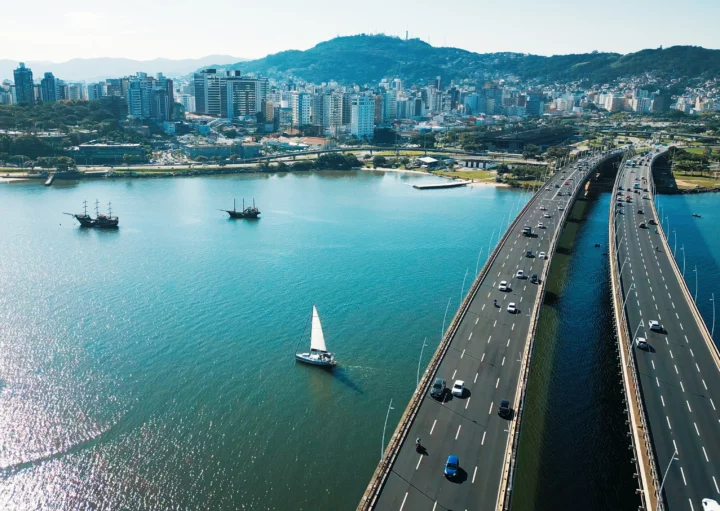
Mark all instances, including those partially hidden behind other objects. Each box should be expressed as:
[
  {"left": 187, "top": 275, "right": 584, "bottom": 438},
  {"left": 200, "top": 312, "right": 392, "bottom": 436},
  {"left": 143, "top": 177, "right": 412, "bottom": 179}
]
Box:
[
  {"left": 0, "top": 100, "right": 123, "bottom": 133},
  {"left": 228, "top": 34, "right": 720, "bottom": 84},
  {"left": 290, "top": 153, "right": 360, "bottom": 171}
]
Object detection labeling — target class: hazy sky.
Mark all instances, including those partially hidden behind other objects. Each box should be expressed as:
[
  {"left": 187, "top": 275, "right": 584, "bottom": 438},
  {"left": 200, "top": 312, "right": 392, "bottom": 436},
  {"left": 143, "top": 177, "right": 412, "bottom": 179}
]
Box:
[{"left": 2, "top": 0, "right": 719, "bottom": 62}]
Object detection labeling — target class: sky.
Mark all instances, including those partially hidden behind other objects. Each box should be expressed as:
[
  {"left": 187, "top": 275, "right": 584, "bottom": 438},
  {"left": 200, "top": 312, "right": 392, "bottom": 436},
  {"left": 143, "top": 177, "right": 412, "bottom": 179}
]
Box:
[{"left": 2, "top": 0, "right": 719, "bottom": 63}]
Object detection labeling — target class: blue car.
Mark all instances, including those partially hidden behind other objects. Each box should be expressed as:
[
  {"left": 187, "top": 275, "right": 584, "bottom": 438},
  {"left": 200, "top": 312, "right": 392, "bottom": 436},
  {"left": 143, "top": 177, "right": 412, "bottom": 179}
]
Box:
[{"left": 444, "top": 455, "right": 459, "bottom": 478}]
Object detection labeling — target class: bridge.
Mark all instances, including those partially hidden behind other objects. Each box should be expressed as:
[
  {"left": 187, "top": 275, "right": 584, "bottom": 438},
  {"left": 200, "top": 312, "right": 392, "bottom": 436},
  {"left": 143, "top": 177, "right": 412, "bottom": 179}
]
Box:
[
  {"left": 611, "top": 149, "right": 720, "bottom": 510},
  {"left": 357, "top": 148, "right": 622, "bottom": 511}
]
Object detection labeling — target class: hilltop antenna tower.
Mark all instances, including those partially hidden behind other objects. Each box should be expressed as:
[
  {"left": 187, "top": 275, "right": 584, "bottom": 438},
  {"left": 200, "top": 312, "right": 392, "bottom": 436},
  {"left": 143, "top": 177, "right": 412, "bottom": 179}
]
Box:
[{"left": 405, "top": 30, "right": 408, "bottom": 41}]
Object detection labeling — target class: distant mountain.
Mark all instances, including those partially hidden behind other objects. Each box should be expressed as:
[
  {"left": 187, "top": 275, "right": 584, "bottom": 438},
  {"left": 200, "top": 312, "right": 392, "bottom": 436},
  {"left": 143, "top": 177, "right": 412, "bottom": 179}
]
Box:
[
  {"left": 227, "top": 34, "right": 720, "bottom": 85},
  {"left": 0, "top": 55, "right": 246, "bottom": 82}
]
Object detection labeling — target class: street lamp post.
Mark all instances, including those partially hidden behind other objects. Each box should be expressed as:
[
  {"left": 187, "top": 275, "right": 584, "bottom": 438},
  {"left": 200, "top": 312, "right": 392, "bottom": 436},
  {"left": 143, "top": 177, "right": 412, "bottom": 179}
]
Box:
[
  {"left": 655, "top": 449, "right": 679, "bottom": 511},
  {"left": 417, "top": 337, "right": 428, "bottom": 389},
  {"left": 488, "top": 229, "right": 496, "bottom": 258},
  {"left": 693, "top": 266, "right": 698, "bottom": 302},
  {"left": 680, "top": 245, "right": 685, "bottom": 277},
  {"left": 460, "top": 268, "right": 469, "bottom": 303},
  {"left": 441, "top": 297, "right": 452, "bottom": 342},
  {"left": 620, "top": 283, "right": 635, "bottom": 324},
  {"left": 381, "top": 399, "right": 395, "bottom": 460},
  {"left": 673, "top": 229, "right": 677, "bottom": 256},
  {"left": 628, "top": 319, "right": 644, "bottom": 367},
  {"left": 711, "top": 294, "right": 716, "bottom": 339},
  {"left": 475, "top": 248, "right": 484, "bottom": 277}
]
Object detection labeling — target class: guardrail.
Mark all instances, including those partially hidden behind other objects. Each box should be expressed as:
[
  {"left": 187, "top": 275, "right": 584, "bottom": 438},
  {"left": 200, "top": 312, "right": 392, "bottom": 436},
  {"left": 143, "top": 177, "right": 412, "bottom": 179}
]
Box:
[
  {"left": 498, "top": 150, "right": 621, "bottom": 509},
  {"left": 609, "top": 149, "right": 660, "bottom": 511},
  {"left": 649, "top": 150, "right": 720, "bottom": 369},
  {"left": 358, "top": 150, "right": 618, "bottom": 511}
]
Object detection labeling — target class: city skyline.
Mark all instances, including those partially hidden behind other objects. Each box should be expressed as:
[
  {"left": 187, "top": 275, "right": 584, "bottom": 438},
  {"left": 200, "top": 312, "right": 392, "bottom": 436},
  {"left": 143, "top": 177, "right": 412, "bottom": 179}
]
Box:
[{"left": 1, "top": 0, "right": 719, "bottom": 63}]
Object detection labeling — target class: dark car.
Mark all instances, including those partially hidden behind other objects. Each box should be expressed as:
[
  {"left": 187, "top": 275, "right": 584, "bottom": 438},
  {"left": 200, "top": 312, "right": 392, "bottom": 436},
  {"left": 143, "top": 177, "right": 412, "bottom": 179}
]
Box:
[
  {"left": 431, "top": 378, "right": 446, "bottom": 400},
  {"left": 649, "top": 219, "right": 657, "bottom": 225},
  {"left": 531, "top": 273, "right": 538, "bottom": 284},
  {"left": 637, "top": 209, "right": 644, "bottom": 214},
  {"left": 498, "top": 400, "right": 512, "bottom": 419},
  {"left": 639, "top": 222, "right": 647, "bottom": 228}
]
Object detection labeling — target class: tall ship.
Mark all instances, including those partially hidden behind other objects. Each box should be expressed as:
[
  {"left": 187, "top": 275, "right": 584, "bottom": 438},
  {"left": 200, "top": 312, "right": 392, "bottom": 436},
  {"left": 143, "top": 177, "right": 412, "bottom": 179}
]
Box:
[
  {"left": 219, "top": 199, "right": 260, "bottom": 219},
  {"left": 64, "top": 200, "right": 119, "bottom": 229}
]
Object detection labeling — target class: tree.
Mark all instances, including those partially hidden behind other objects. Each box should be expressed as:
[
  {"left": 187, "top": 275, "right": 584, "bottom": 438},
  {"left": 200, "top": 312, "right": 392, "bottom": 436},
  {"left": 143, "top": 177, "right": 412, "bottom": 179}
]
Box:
[
  {"left": 372, "top": 155, "right": 387, "bottom": 168},
  {"left": 373, "top": 128, "right": 397, "bottom": 145},
  {"left": 522, "top": 144, "right": 541, "bottom": 160}
]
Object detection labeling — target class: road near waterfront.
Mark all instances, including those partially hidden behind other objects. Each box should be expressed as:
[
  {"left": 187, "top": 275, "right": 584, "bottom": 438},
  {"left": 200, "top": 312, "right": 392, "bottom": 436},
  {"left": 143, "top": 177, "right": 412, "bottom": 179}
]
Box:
[
  {"left": 616, "top": 154, "right": 720, "bottom": 510},
  {"left": 368, "top": 152, "right": 613, "bottom": 511}
]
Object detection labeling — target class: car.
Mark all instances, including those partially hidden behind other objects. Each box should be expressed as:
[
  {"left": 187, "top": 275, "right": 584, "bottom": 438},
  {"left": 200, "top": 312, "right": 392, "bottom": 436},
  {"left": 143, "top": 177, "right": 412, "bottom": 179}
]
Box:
[
  {"left": 539, "top": 251, "right": 546, "bottom": 259},
  {"left": 499, "top": 280, "right": 509, "bottom": 291},
  {"left": 643, "top": 188, "right": 649, "bottom": 192},
  {"left": 526, "top": 250, "right": 534, "bottom": 258},
  {"left": 431, "top": 378, "right": 446, "bottom": 399},
  {"left": 554, "top": 184, "right": 560, "bottom": 188},
  {"left": 444, "top": 455, "right": 459, "bottom": 478},
  {"left": 639, "top": 222, "right": 646, "bottom": 228},
  {"left": 498, "top": 400, "right": 512, "bottom": 419},
  {"left": 544, "top": 213, "right": 552, "bottom": 218},
  {"left": 452, "top": 380, "right": 465, "bottom": 397},
  {"left": 507, "top": 302, "right": 517, "bottom": 314},
  {"left": 648, "top": 219, "right": 657, "bottom": 225},
  {"left": 530, "top": 273, "right": 538, "bottom": 284},
  {"left": 635, "top": 337, "right": 649, "bottom": 350},
  {"left": 558, "top": 205, "right": 564, "bottom": 211},
  {"left": 634, "top": 177, "right": 639, "bottom": 181},
  {"left": 637, "top": 209, "right": 644, "bottom": 214},
  {"left": 537, "top": 222, "right": 545, "bottom": 229},
  {"left": 642, "top": 194, "right": 649, "bottom": 199},
  {"left": 516, "top": 270, "right": 525, "bottom": 279},
  {"left": 649, "top": 320, "right": 662, "bottom": 332},
  {"left": 540, "top": 206, "right": 547, "bottom": 211}
]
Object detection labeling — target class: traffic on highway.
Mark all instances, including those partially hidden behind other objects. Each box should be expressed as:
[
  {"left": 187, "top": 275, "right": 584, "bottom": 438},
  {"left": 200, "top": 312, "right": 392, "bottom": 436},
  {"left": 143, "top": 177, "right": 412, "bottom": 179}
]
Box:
[
  {"left": 368, "top": 151, "right": 613, "bottom": 511},
  {"left": 615, "top": 150, "right": 720, "bottom": 511}
]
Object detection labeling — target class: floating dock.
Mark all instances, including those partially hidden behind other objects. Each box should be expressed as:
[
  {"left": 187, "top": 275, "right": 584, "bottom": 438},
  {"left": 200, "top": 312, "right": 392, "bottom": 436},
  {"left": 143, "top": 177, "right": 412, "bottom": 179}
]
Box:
[{"left": 412, "top": 180, "right": 470, "bottom": 190}]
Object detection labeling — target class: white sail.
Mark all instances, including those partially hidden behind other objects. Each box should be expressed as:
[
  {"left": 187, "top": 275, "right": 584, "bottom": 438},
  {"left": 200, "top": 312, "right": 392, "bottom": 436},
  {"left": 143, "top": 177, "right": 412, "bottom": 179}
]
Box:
[{"left": 310, "top": 305, "right": 327, "bottom": 352}]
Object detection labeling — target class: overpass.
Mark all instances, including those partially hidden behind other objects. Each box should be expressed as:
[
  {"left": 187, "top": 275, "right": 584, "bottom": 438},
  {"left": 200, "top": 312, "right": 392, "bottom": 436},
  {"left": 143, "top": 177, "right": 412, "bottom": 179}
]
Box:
[
  {"left": 358, "top": 148, "right": 622, "bottom": 511},
  {"left": 610, "top": 148, "right": 720, "bottom": 510}
]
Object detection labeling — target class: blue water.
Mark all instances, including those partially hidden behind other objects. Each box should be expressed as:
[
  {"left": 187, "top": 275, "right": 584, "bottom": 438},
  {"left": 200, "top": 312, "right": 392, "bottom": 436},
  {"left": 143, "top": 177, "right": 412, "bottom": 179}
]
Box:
[
  {"left": 0, "top": 171, "right": 533, "bottom": 510},
  {"left": 655, "top": 193, "right": 720, "bottom": 342}
]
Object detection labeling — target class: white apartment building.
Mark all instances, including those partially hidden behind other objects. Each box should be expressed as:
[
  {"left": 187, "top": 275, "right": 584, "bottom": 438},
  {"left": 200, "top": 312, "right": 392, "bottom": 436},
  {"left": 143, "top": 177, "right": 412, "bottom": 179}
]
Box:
[
  {"left": 350, "top": 95, "right": 375, "bottom": 140},
  {"left": 291, "top": 92, "right": 311, "bottom": 127}
]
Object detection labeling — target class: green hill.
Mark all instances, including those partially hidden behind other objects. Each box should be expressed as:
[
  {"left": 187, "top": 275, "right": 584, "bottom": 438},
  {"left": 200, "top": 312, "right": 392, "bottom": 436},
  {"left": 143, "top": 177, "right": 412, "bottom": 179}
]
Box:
[{"left": 227, "top": 34, "right": 720, "bottom": 85}]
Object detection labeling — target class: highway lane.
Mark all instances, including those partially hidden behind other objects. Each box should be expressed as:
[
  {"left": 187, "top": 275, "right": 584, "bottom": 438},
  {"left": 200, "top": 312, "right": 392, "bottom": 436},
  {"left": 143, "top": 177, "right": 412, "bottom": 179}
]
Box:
[
  {"left": 615, "top": 154, "right": 720, "bottom": 510},
  {"left": 371, "top": 153, "right": 609, "bottom": 511}
]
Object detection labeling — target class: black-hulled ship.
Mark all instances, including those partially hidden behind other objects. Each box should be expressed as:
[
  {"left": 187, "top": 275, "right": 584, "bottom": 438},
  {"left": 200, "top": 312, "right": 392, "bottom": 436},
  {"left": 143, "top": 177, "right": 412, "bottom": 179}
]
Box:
[
  {"left": 219, "top": 199, "right": 260, "bottom": 219},
  {"left": 64, "top": 200, "right": 119, "bottom": 228}
]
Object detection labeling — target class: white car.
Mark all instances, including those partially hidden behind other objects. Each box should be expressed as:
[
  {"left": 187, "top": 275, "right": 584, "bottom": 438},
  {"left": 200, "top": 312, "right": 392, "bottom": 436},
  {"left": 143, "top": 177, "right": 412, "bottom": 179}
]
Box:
[
  {"left": 516, "top": 270, "right": 525, "bottom": 279},
  {"left": 649, "top": 320, "right": 662, "bottom": 332},
  {"left": 537, "top": 222, "right": 545, "bottom": 229},
  {"left": 544, "top": 213, "right": 552, "bottom": 218},
  {"left": 507, "top": 302, "right": 517, "bottom": 314},
  {"left": 499, "top": 280, "right": 509, "bottom": 291},
  {"left": 540, "top": 206, "right": 547, "bottom": 211},
  {"left": 539, "top": 251, "right": 546, "bottom": 259},
  {"left": 558, "top": 205, "right": 565, "bottom": 211},
  {"left": 452, "top": 380, "right": 465, "bottom": 397},
  {"left": 635, "top": 337, "right": 649, "bottom": 350}
]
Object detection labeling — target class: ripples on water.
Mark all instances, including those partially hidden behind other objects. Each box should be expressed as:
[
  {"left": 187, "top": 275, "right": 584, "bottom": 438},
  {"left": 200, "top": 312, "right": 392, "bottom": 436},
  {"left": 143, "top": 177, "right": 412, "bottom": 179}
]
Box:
[{"left": 0, "top": 172, "right": 532, "bottom": 510}]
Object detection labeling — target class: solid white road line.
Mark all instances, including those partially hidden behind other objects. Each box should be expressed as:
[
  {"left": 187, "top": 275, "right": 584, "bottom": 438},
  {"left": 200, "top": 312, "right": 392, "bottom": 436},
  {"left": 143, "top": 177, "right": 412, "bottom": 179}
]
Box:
[
  {"left": 481, "top": 431, "right": 487, "bottom": 445},
  {"left": 455, "top": 425, "right": 461, "bottom": 440},
  {"left": 472, "top": 466, "right": 478, "bottom": 484},
  {"left": 416, "top": 455, "right": 423, "bottom": 470},
  {"left": 695, "top": 423, "right": 700, "bottom": 436},
  {"left": 496, "top": 378, "right": 500, "bottom": 389},
  {"left": 430, "top": 420, "right": 437, "bottom": 435},
  {"left": 703, "top": 446, "right": 709, "bottom": 462},
  {"left": 488, "top": 402, "right": 493, "bottom": 415}
]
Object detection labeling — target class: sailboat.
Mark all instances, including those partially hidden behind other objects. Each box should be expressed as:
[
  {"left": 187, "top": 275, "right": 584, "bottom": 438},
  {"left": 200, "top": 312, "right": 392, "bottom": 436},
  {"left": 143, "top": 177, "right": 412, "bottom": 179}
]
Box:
[{"left": 295, "top": 306, "right": 337, "bottom": 367}]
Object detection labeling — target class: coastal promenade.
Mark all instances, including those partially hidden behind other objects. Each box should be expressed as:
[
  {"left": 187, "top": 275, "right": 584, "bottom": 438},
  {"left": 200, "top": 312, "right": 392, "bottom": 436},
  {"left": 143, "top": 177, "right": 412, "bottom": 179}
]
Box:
[{"left": 358, "top": 149, "right": 621, "bottom": 511}]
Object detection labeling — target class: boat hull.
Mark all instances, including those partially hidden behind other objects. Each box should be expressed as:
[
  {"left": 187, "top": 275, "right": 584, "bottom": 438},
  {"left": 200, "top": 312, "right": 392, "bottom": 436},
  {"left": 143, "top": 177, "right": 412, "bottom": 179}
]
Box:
[
  {"left": 295, "top": 352, "right": 336, "bottom": 367},
  {"left": 226, "top": 211, "right": 260, "bottom": 219}
]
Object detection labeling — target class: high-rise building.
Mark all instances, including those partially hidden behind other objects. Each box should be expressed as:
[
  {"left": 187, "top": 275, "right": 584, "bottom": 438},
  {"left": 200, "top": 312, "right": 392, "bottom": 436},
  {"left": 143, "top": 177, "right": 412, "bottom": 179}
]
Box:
[
  {"left": 323, "top": 93, "right": 343, "bottom": 129},
  {"left": 106, "top": 78, "right": 128, "bottom": 98},
  {"left": 383, "top": 91, "right": 397, "bottom": 120},
  {"left": 13, "top": 63, "right": 34, "bottom": 104},
  {"left": 351, "top": 95, "right": 374, "bottom": 140},
  {"left": 373, "top": 94, "right": 384, "bottom": 124},
  {"left": 87, "top": 83, "right": 105, "bottom": 100},
  {"left": 40, "top": 72, "right": 59, "bottom": 103},
  {"left": 67, "top": 83, "right": 85, "bottom": 101},
  {"left": 341, "top": 92, "right": 352, "bottom": 125},
  {"left": 291, "top": 92, "right": 311, "bottom": 127},
  {"left": 311, "top": 94, "right": 324, "bottom": 127},
  {"left": 177, "top": 94, "right": 195, "bottom": 113},
  {"left": 194, "top": 69, "right": 266, "bottom": 118}
]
